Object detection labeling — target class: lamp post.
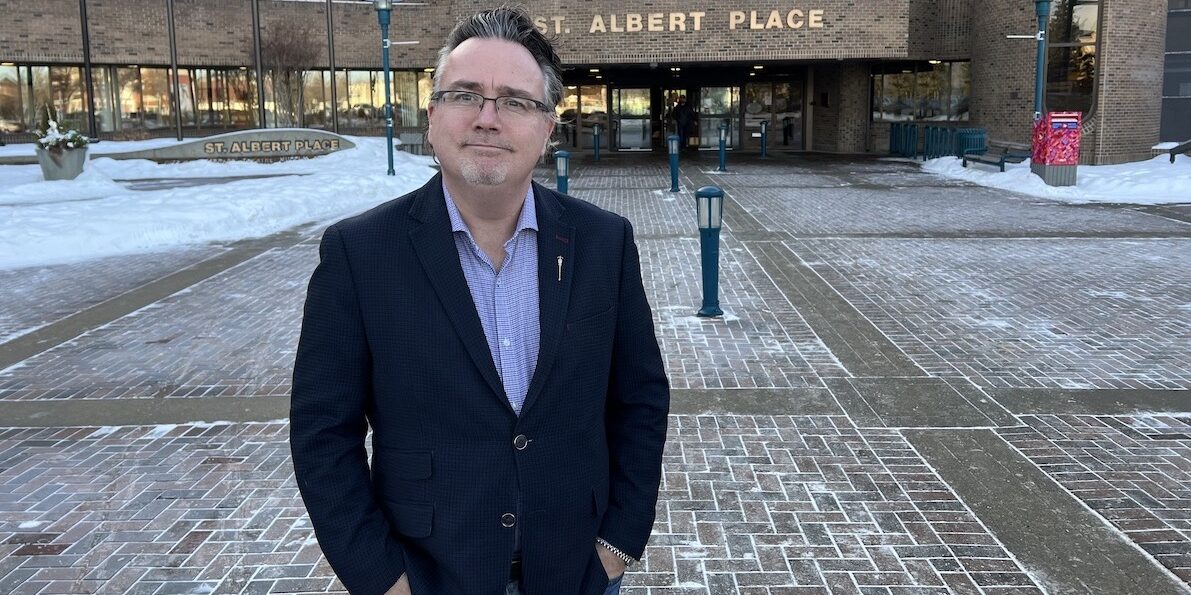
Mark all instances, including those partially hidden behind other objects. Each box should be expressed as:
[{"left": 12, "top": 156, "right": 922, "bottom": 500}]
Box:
[
  {"left": 695, "top": 186, "right": 725, "bottom": 318},
  {"left": 668, "top": 134, "right": 680, "bottom": 192},
  {"left": 555, "top": 150, "right": 570, "bottom": 194},
  {"left": 374, "top": 0, "right": 396, "bottom": 176},
  {"left": 759, "top": 120, "right": 769, "bottom": 158},
  {"left": 592, "top": 123, "right": 602, "bottom": 161},
  {"left": 1033, "top": 0, "right": 1051, "bottom": 122},
  {"left": 717, "top": 120, "right": 728, "bottom": 172}
]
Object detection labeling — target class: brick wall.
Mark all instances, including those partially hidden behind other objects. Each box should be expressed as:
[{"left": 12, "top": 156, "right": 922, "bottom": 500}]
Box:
[
  {"left": 908, "top": 0, "right": 971, "bottom": 61},
  {"left": 0, "top": 1, "right": 84, "bottom": 62},
  {"left": 0, "top": 0, "right": 1169, "bottom": 160},
  {"left": 969, "top": 0, "right": 1037, "bottom": 147},
  {"left": 811, "top": 64, "right": 869, "bottom": 153},
  {"left": 1082, "top": 0, "right": 1167, "bottom": 164}
]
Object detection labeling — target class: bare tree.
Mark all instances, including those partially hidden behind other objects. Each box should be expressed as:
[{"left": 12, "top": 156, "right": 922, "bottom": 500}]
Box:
[{"left": 258, "top": 17, "right": 321, "bottom": 127}]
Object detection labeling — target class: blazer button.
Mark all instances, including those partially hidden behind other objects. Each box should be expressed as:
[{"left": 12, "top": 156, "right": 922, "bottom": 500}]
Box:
[
  {"left": 513, "top": 434, "right": 529, "bottom": 450},
  {"left": 501, "top": 513, "right": 516, "bottom": 528}
]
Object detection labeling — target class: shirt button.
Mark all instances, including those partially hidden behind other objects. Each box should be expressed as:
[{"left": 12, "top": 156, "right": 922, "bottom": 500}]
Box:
[
  {"left": 513, "top": 434, "right": 529, "bottom": 450},
  {"left": 501, "top": 338, "right": 511, "bottom": 347},
  {"left": 501, "top": 513, "right": 516, "bottom": 528}
]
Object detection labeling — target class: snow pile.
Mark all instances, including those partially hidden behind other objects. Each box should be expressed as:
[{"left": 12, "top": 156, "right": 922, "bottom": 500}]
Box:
[
  {"left": 0, "top": 136, "right": 437, "bottom": 270},
  {"left": 923, "top": 154, "right": 1191, "bottom": 205}
]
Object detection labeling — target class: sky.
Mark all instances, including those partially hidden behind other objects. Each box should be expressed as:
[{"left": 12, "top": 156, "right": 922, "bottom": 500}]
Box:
[{"left": 0, "top": 137, "right": 1187, "bottom": 271}]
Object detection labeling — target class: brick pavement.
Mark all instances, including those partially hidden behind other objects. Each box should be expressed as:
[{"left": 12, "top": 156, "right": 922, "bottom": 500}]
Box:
[
  {"left": 1000, "top": 414, "right": 1191, "bottom": 583},
  {"left": 1, "top": 152, "right": 1189, "bottom": 594},
  {"left": 0, "top": 417, "right": 1046, "bottom": 595},
  {"left": 0, "top": 247, "right": 223, "bottom": 344}
]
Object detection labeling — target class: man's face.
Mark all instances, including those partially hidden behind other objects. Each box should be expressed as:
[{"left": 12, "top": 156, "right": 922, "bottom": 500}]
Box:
[{"left": 428, "top": 38, "right": 555, "bottom": 188}]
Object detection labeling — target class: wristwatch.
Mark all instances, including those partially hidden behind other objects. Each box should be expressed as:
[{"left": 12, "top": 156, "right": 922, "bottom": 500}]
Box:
[{"left": 596, "top": 537, "right": 636, "bottom": 567}]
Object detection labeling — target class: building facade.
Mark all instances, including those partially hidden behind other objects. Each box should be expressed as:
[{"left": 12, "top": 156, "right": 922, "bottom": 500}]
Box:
[{"left": 0, "top": 0, "right": 1182, "bottom": 164}]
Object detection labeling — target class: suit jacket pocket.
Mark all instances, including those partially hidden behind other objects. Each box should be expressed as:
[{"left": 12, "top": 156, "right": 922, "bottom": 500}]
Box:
[
  {"left": 566, "top": 304, "right": 614, "bottom": 331},
  {"left": 387, "top": 500, "right": 433, "bottom": 538}
]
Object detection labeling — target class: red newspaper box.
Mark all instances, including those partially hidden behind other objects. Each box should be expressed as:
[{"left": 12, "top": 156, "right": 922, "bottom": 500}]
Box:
[{"left": 1031, "top": 111, "right": 1081, "bottom": 186}]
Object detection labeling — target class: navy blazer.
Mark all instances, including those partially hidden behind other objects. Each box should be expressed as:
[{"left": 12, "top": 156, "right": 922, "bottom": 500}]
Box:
[{"left": 290, "top": 173, "right": 670, "bottom": 595}]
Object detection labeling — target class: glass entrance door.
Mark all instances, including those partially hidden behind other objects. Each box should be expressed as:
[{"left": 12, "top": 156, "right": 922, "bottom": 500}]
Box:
[
  {"left": 557, "top": 85, "right": 607, "bottom": 150},
  {"left": 743, "top": 81, "right": 804, "bottom": 150},
  {"left": 698, "top": 86, "right": 739, "bottom": 150},
  {"left": 612, "top": 88, "right": 651, "bottom": 151}
]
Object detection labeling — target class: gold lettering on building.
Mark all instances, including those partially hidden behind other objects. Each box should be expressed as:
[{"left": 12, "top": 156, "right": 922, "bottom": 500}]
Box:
[{"left": 571, "top": 10, "right": 820, "bottom": 35}]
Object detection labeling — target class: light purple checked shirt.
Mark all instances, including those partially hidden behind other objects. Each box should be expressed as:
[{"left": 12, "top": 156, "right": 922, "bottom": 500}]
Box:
[{"left": 443, "top": 183, "right": 540, "bottom": 415}]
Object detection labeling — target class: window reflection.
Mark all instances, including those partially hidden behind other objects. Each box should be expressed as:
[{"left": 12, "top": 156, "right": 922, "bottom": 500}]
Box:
[
  {"left": 870, "top": 62, "right": 970, "bottom": 122},
  {"left": 1045, "top": 0, "right": 1099, "bottom": 114},
  {"left": 0, "top": 63, "right": 440, "bottom": 137}
]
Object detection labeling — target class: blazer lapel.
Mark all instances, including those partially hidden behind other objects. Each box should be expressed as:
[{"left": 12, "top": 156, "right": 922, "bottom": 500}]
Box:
[
  {"left": 521, "top": 183, "right": 574, "bottom": 415},
  {"left": 407, "top": 175, "right": 509, "bottom": 409}
]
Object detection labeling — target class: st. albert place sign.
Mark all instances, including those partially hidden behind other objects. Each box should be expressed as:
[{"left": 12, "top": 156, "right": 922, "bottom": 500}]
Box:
[
  {"left": 98, "top": 129, "right": 355, "bottom": 163},
  {"left": 532, "top": 9, "right": 828, "bottom": 34}
]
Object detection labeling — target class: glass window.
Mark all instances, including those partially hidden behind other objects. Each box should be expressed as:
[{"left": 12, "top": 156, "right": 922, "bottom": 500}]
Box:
[
  {"left": 417, "top": 71, "right": 432, "bottom": 126},
  {"left": 949, "top": 62, "right": 971, "bottom": 121},
  {"left": 228, "top": 69, "right": 256, "bottom": 127},
  {"left": 1045, "top": 0, "right": 1098, "bottom": 114},
  {"left": 916, "top": 63, "right": 949, "bottom": 121},
  {"left": 176, "top": 68, "right": 196, "bottom": 127},
  {"left": 345, "top": 70, "right": 377, "bottom": 127},
  {"left": 870, "top": 62, "right": 970, "bottom": 122},
  {"left": 1169, "top": 11, "right": 1191, "bottom": 53},
  {"left": 141, "top": 67, "right": 172, "bottom": 129},
  {"left": 1167, "top": 54, "right": 1191, "bottom": 98},
  {"left": 392, "top": 70, "right": 417, "bottom": 127},
  {"left": 116, "top": 67, "right": 143, "bottom": 129},
  {"left": 0, "top": 65, "right": 24, "bottom": 133},
  {"left": 303, "top": 69, "right": 330, "bottom": 128}
]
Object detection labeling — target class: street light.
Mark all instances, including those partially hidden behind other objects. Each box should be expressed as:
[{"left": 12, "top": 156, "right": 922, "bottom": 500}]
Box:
[
  {"left": 717, "top": 120, "right": 728, "bottom": 172},
  {"left": 374, "top": 0, "right": 396, "bottom": 176},
  {"left": 695, "top": 186, "right": 725, "bottom": 318},
  {"left": 1033, "top": 0, "right": 1051, "bottom": 122},
  {"left": 555, "top": 150, "right": 570, "bottom": 194},
  {"left": 667, "top": 134, "right": 680, "bottom": 192}
]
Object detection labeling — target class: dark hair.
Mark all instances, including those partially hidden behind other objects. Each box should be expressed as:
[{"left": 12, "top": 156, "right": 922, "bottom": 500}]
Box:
[{"left": 433, "top": 6, "right": 563, "bottom": 115}]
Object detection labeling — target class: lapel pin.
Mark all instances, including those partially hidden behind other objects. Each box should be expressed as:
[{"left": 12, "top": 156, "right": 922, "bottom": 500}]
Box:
[{"left": 557, "top": 256, "right": 563, "bottom": 282}]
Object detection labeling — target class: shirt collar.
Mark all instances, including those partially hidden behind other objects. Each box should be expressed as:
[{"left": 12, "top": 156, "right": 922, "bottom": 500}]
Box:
[{"left": 443, "top": 182, "right": 538, "bottom": 237}]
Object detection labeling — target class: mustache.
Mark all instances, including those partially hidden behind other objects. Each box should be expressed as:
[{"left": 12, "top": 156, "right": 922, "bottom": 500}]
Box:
[{"left": 463, "top": 136, "right": 514, "bottom": 150}]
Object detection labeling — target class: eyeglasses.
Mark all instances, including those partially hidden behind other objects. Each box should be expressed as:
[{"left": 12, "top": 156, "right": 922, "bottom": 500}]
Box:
[{"left": 431, "top": 90, "right": 551, "bottom": 119}]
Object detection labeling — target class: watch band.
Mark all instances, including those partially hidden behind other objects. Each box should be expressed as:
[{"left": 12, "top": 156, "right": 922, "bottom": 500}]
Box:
[{"left": 596, "top": 537, "right": 636, "bottom": 566}]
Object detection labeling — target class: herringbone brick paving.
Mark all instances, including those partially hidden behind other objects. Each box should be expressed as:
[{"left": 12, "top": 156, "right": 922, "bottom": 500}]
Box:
[
  {"left": 0, "top": 417, "right": 1047, "bottom": 594},
  {"left": 0, "top": 246, "right": 311, "bottom": 402},
  {"left": 1, "top": 154, "right": 1188, "bottom": 593},
  {"left": 999, "top": 414, "right": 1191, "bottom": 583},
  {"left": 791, "top": 238, "right": 1191, "bottom": 390},
  {"left": 0, "top": 247, "right": 221, "bottom": 344}
]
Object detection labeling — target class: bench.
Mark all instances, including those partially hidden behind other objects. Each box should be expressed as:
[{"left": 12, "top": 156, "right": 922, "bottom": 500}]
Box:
[
  {"left": 397, "top": 132, "right": 425, "bottom": 155},
  {"left": 1171, "top": 139, "right": 1191, "bottom": 164},
  {"left": 962, "top": 140, "right": 1031, "bottom": 172}
]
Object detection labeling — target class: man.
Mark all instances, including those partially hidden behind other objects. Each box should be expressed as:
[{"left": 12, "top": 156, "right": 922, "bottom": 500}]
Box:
[
  {"left": 671, "top": 96, "right": 695, "bottom": 150},
  {"left": 290, "top": 7, "right": 670, "bottom": 595}
]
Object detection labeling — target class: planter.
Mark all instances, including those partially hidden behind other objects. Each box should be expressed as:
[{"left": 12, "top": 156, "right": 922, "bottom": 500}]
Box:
[{"left": 36, "top": 146, "right": 88, "bottom": 181}]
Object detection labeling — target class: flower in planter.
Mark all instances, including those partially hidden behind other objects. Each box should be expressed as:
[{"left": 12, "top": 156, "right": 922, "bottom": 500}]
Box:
[{"left": 35, "top": 104, "right": 92, "bottom": 153}]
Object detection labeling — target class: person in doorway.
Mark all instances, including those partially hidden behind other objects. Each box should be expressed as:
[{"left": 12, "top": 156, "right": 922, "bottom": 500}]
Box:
[
  {"left": 290, "top": 6, "right": 670, "bottom": 595},
  {"left": 671, "top": 95, "right": 696, "bottom": 150}
]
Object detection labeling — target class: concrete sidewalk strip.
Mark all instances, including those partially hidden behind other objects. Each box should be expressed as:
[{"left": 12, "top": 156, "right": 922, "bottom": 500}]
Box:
[
  {"left": 907, "top": 428, "right": 1191, "bottom": 595},
  {"left": 746, "top": 240, "right": 925, "bottom": 379},
  {"left": 826, "top": 377, "right": 1016, "bottom": 428},
  {"left": 0, "top": 227, "right": 316, "bottom": 372}
]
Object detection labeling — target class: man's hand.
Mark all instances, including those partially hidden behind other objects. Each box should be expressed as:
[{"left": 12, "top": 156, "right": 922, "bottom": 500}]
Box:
[
  {"left": 384, "top": 573, "right": 410, "bottom": 595},
  {"left": 596, "top": 543, "right": 627, "bottom": 580}
]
